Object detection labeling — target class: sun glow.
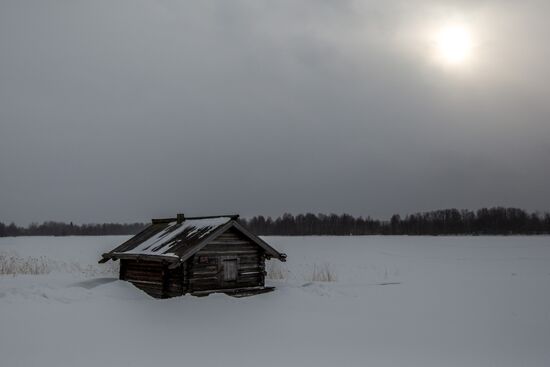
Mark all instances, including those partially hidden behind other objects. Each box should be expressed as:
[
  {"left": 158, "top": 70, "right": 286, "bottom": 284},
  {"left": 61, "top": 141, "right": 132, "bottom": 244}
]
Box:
[{"left": 435, "top": 25, "right": 473, "bottom": 66}]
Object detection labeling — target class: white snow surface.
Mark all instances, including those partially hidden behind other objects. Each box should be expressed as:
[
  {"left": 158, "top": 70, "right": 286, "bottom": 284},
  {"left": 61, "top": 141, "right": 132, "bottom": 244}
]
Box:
[
  {"left": 115, "top": 217, "right": 231, "bottom": 256},
  {"left": 1, "top": 235, "right": 550, "bottom": 367}
]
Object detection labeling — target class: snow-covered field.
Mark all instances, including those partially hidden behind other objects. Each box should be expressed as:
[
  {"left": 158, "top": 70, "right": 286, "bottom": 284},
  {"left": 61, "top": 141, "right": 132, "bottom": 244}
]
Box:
[{"left": 1, "top": 236, "right": 549, "bottom": 367}]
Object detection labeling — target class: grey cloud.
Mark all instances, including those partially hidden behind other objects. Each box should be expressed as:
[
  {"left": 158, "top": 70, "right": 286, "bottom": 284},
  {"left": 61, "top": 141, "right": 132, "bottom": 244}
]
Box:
[{"left": 1, "top": 0, "right": 549, "bottom": 224}]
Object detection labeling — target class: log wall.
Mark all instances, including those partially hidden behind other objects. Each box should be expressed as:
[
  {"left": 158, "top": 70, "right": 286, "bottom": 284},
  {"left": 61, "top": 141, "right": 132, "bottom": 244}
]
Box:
[
  {"left": 187, "top": 228, "right": 265, "bottom": 293},
  {"left": 120, "top": 259, "right": 184, "bottom": 298},
  {"left": 119, "top": 228, "right": 266, "bottom": 298},
  {"left": 120, "top": 259, "right": 165, "bottom": 298}
]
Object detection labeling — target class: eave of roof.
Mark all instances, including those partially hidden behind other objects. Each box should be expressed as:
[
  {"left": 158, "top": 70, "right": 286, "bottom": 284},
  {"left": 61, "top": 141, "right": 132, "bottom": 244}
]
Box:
[{"left": 99, "top": 215, "right": 286, "bottom": 264}]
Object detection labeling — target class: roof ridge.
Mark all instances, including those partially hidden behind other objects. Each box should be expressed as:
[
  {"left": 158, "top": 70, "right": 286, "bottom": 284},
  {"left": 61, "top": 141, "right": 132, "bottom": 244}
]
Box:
[
  {"left": 185, "top": 214, "right": 239, "bottom": 220},
  {"left": 151, "top": 218, "right": 176, "bottom": 224},
  {"left": 150, "top": 215, "right": 239, "bottom": 224}
]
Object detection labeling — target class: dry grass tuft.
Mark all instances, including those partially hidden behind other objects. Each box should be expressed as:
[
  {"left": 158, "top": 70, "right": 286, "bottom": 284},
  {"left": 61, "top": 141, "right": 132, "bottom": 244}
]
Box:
[
  {"left": 0, "top": 252, "right": 50, "bottom": 275},
  {"left": 306, "top": 263, "right": 337, "bottom": 282},
  {"left": 0, "top": 251, "right": 118, "bottom": 277},
  {"left": 266, "top": 261, "right": 288, "bottom": 280}
]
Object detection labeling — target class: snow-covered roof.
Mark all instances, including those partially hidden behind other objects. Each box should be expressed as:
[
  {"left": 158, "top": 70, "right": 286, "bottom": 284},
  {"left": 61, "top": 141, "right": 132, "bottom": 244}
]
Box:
[{"left": 100, "top": 215, "right": 286, "bottom": 263}]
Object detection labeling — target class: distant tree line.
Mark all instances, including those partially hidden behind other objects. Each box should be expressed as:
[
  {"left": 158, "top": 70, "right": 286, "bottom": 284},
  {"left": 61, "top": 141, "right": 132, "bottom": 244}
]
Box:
[
  {"left": 239, "top": 207, "right": 550, "bottom": 236},
  {"left": 0, "top": 207, "right": 549, "bottom": 237},
  {"left": 0, "top": 221, "right": 146, "bottom": 237}
]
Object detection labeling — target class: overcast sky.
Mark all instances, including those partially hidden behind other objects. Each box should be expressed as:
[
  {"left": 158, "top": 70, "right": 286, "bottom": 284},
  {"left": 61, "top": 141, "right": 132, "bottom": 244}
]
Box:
[{"left": 1, "top": 0, "right": 549, "bottom": 224}]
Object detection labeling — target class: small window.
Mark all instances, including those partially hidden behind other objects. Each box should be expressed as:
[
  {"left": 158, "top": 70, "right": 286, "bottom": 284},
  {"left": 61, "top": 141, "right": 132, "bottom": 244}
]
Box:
[{"left": 198, "top": 256, "right": 209, "bottom": 264}]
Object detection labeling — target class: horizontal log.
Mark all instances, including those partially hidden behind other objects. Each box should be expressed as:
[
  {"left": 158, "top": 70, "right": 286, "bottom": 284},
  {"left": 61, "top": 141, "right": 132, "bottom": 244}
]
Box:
[
  {"left": 197, "top": 250, "right": 259, "bottom": 256},
  {"left": 125, "top": 267, "right": 163, "bottom": 273},
  {"left": 131, "top": 283, "right": 164, "bottom": 293},
  {"left": 190, "top": 264, "right": 218, "bottom": 272},
  {"left": 211, "top": 239, "right": 244, "bottom": 244},
  {"left": 237, "top": 273, "right": 261, "bottom": 280},
  {"left": 128, "top": 279, "right": 163, "bottom": 286},
  {"left": 125, "top": 273, "right": 163, "bottom": 281},
  {"left": 190, "top": 265, "right": 218, "bottom": 272},
  {"left": 125, "top": 276, "right": 163, "bottom": 284},
  {"left": 239, "top": 255, "right": 261, "bottom": 261},
  {"left": 239, "top": 266, "right": 261, "bottom": 272},
  {"left": 236, "top": 281, "right": 261, "bottom": 288},
  {"left": 125, "top": 272, "right": 163, "bottom": 279},
  {"left": 125, "top": 269, "right": 163, "bottom": 275},
  {"left": 206, "top": 241, "right": 256, "bottom": 247},
  {"left": 167, "top": 272, "right": 183, "bottom": 278},
  {"left": 188, "top": 277, "right": 218, "bottom": 283},
  {"left": 237, "top": 274, "right": 261, "bottom": 281},
  {"left": 203, "top": 241, "right": 256, "bottom": 248},
  {"left": 123, "top": 259, "right": 165, "bottom": 266},
  {"left": 125, "top": 267, "right": 163, "bottom": 274},
  {"left": 238, "top": 260, "right": 261, "bottom": 266},
  {"left": 216, "top": 229, "right": 244, "bottom": 237},
  {"left": 188, "top": 281, "right": 218, "bottom": 287},
  {"left": 125, "top": 271, "right": 163, "bottom": 279},
  {"left": 239, "top": 271, "right": 261, "bottom": 276},
  {"left": 166, "top": 276, "right": 183, "bottom": 282},
  {"left": 200, "top": 244, "right": 258, "bottom": 250},
  {"left": 167, "top": 266, "right": 183, "bottom": 273},
  {"left": 125, "top": 267, "right": 163, "bottom": 272},
  {"left": 216, "top": 231, "right": 242, "bottom": 237},
  {"left": 192, "top": 272, "right": 218, "bottom": 278},
  {"left": 190, "top": 285, "right": 220, "bottom": 292}
]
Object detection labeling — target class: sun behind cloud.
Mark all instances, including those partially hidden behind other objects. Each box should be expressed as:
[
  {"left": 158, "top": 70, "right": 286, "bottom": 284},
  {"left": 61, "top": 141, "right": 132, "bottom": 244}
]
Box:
[{"left": 434, "top": 24, "right": 474, "bottom": 66}]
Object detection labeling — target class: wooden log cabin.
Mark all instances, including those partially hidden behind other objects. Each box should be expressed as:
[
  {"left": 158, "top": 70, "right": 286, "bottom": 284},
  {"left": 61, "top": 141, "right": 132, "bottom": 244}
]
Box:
[{"left": 99, "top": 214, "right": 287, "bottom": 298}]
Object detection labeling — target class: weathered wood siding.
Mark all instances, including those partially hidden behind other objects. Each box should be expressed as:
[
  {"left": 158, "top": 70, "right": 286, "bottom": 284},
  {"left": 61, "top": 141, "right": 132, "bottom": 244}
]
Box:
[
  {"left": 120, "top": 259, "right": 184, "bottom": 298},
  {"left": 186, "top": 228, "right": 266, "bottom": 293},
  {"left": 164, "top": 264, "right": 184, "bottom": 298}
]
